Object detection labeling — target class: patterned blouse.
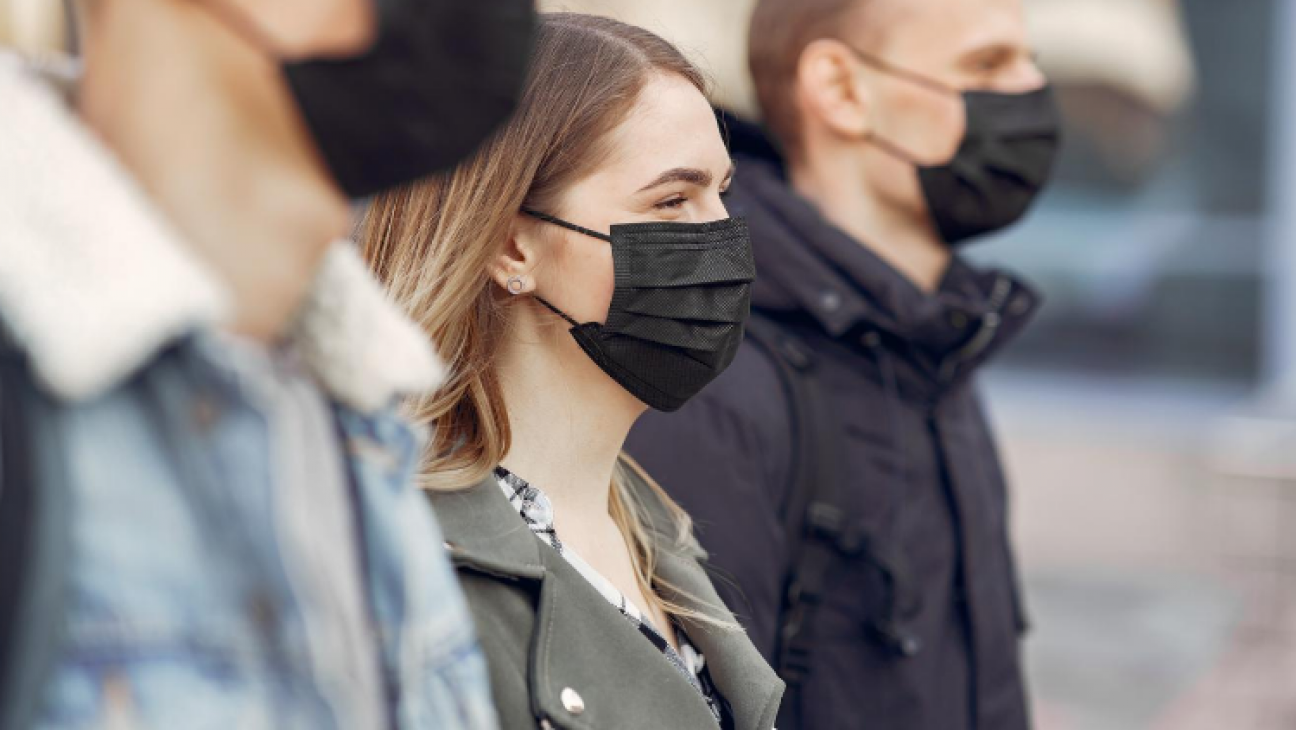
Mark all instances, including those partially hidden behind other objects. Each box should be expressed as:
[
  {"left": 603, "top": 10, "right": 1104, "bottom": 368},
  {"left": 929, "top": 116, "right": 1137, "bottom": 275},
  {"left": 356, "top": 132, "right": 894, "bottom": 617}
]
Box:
[{"left": 495, "top": 466, "right": 728, "bottom": 726}]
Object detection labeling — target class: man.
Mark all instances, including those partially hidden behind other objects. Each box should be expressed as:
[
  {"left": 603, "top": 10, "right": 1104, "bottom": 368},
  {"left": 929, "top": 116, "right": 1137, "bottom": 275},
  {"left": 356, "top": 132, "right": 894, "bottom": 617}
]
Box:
[
  {"left": 627, "top": 0, "right": 1059, "bottom": 728},
  {"left": 0, "top": 0, "right": 531, "bottom": 727}
]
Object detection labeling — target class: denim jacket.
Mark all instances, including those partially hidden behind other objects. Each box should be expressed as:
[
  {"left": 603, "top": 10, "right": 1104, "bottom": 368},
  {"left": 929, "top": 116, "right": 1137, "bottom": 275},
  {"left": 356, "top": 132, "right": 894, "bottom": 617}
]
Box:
[{"left": 0, "top": 56, "right": 496, "bottom": 729}]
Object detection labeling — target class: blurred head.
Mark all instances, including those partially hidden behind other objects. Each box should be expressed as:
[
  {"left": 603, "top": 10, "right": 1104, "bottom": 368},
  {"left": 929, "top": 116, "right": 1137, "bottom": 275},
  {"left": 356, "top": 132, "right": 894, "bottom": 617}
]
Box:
[
  {"left": 75, "top": 0, "right": 534, "bottom": 200},
  {"left": 750, "top": 0, "right": 1046, "bottom": 228}
]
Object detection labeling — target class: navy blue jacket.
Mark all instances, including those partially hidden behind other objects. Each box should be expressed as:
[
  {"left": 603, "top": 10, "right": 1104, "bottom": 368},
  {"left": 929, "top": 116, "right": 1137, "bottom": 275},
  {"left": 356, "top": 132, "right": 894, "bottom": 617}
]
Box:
[{"left": 627, "top": 130, "right": 1039, "bottom": 730}]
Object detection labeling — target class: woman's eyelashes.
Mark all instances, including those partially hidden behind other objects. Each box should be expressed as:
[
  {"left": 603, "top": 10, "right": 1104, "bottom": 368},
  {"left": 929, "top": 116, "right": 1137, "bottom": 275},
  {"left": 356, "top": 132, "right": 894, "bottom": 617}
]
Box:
[
  {"left": 654, "top": 195, "right": 689, "bottom": 210},
  {"left": 653, "top": 187, "right": 732, "bottom": 211}
]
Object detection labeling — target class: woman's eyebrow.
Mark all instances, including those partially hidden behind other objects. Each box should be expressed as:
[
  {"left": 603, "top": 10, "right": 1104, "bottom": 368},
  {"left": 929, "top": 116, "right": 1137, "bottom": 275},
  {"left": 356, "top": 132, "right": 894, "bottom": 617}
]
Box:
[
  {"left": 637, "top": 162, "right": 738, "bottom": 193},
  {"left": 637, "top": 167, "right": 712, "bottom": 193}
]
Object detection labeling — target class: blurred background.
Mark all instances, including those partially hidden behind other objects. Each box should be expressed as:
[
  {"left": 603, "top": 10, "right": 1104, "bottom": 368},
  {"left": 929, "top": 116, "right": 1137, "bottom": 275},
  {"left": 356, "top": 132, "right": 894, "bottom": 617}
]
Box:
[{"left": 4, "top": 0, "right": 1292, "bottom": 727}]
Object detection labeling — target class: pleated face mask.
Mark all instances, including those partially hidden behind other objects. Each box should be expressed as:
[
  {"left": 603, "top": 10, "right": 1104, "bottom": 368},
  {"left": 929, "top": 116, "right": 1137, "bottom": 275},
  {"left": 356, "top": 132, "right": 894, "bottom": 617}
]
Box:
[
  {"left": 844, "top": 47, "right": 1061, "bottom": 246},
  {"left": 522, "top": 209, "right": 755, "bottom": 412}
]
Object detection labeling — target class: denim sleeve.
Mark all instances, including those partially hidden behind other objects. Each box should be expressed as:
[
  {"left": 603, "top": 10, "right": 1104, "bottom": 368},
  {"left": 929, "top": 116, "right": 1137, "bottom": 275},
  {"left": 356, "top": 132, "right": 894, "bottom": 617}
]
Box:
[
  {"left": 393, "top": 489, "right": 500, "bottom": 730},
  {"left": 337, "top": 408, "right": 499, "bottom": 730}
]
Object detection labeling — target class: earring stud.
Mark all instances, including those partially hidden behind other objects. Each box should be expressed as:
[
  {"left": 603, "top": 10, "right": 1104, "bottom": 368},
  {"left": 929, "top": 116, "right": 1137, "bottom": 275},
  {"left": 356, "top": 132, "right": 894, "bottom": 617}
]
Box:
[{"left": 507, "top": 276, "right": 526, "bottom": 295}]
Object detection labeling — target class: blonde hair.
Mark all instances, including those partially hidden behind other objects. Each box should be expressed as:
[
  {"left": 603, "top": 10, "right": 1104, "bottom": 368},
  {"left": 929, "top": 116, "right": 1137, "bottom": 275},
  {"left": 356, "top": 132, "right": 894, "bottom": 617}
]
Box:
[{"left": 360, "top": 13, "right": 732, "bottom": 628}]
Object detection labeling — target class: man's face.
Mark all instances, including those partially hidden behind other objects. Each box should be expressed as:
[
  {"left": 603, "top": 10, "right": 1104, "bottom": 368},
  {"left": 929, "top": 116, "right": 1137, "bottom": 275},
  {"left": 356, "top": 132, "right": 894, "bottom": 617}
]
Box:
[
  {"left": 204, "top": 0, "right": 375, "bottom": 59},
  {"left": 846, "top": 0, "right": 1045, "bottom": 223}
]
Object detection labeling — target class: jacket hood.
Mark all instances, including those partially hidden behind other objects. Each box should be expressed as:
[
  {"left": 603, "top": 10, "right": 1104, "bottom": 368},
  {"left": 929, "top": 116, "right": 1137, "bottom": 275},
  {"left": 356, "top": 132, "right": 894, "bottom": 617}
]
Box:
[{"left": 0, "top": 54, "right": 444, "bottom": 412}]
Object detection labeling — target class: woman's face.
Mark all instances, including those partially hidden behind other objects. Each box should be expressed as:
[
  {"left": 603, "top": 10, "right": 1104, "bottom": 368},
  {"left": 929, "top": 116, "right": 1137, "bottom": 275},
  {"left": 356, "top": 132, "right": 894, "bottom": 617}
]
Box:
[{"left": 534, "top": 73, "right": 735, "bottom": 325}]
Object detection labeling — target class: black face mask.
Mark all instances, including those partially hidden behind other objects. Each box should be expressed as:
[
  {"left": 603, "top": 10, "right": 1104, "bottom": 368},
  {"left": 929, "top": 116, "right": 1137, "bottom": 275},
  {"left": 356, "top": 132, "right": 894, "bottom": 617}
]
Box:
[
  {"left": 848, "top": 49, "right": 1061, "bottom": 245},
  {"left": 281, "top": 0, "right": 536, "bottom": 199},
  {"left": 522, "top": 210, "right": 755, "bottom": 413}
]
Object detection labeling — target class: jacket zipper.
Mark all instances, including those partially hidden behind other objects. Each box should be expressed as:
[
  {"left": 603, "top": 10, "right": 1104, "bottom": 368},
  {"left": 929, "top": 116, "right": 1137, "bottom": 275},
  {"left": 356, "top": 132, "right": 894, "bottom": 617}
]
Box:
[{"left": 937, "top": 275, "right": 1013, "bottom": 384}]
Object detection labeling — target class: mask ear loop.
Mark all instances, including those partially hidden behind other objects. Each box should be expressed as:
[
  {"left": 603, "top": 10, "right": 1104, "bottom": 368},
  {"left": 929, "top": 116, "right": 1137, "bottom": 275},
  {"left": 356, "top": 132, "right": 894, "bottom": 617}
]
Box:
[
  {"left": 840, "top": 44, "right": 959, "bottom": 97},
  {"left": 518, "top": 208, "right": 611, "bottom": 327},
  {"left": 193, "top": 0, "right": 289, "bottom": 57},
  {"left": 837, "top": 43, "right": 961, "bottom": 167},
  {"left": 534, "top": 297, "right": 580, "bottom": 327},
  {"left": 520, "top": 209, "right": 614, "bottom": 243}
]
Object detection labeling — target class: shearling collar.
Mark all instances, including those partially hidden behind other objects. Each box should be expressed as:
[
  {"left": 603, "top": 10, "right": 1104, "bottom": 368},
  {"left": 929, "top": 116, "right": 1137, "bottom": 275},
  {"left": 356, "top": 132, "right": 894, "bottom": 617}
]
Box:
[{"left": 0, "top": 54, "right": 443, "bottom": 412}]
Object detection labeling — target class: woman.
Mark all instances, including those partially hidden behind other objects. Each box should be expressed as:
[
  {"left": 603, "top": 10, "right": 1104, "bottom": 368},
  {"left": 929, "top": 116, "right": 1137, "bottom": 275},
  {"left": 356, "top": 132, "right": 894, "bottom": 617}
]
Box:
[{"left": 359, "top": 12, "right": 783, "bottom": 730}]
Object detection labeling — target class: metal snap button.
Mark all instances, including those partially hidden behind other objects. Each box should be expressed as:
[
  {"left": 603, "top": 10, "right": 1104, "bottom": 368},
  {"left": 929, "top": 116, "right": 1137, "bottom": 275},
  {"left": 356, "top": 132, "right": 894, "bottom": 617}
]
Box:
[
  {"left": 819, "top": 290, "right": 843, "bottom": 312},
  {"left": 561, "top": 687, "right": 585, "bottom": 715}
]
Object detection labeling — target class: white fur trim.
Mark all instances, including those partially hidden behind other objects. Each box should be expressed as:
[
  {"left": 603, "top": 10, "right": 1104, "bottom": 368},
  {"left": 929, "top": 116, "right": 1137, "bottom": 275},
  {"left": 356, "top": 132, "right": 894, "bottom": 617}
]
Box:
[
  {"left": 292, "top": 244, "right": 446, "bottom": 413},
  {"left": 0, "top": 55, "right": 231, "bottom": 401},
  {"left": 0, "top": 55, "right": 445, "bottom": 408}
]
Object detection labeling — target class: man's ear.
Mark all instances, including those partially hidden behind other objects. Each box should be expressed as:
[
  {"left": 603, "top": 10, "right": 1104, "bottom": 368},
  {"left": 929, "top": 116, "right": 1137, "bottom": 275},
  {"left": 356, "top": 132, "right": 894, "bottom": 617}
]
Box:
[
  {"left": 487, "top": 214, "right": 542, "bottom": 294},
  {"left": 795, "top": 39, "right": 873, "bottom": 142}
]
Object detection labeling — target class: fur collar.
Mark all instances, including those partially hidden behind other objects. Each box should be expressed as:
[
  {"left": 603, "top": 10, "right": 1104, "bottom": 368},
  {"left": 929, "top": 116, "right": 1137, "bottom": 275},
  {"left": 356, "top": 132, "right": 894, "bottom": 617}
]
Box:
[{"left": 0, "top": 55, "right": 444, "bottom": 412}]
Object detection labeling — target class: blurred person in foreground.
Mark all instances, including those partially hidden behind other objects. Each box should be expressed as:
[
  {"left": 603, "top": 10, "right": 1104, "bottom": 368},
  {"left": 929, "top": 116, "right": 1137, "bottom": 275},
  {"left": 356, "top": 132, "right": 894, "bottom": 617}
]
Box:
[
  {"left": 627, "top": 0, "right": 1059, "bottom": 728},
  {"left": 0, "top": 0, "right": 532, "bottom": 727},
  {"left": 360, "top": 14, "right": 782, "bottom": 729}
]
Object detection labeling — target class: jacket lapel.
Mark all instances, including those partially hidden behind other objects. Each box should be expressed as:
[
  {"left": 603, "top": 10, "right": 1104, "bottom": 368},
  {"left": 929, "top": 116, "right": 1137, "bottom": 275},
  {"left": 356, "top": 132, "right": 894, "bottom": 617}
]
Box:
[
  {"left": 528, "top": 547, "right": 722, "bottom": 729},
  {"left": 432, "top": 474, "right": 783, "bottom": 730},
  {"left": 431, "top": 476, "right": 547, "bottom": 580},
  {"left": 656, "top": 550, "right": 784, "bottom": 730}
]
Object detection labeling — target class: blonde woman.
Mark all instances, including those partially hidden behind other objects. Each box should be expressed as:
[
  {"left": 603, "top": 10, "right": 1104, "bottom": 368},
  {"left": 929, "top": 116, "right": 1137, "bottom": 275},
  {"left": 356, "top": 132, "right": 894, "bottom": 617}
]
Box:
[{"left": 360, "top": 13, "right": 783, "bottom": 730}]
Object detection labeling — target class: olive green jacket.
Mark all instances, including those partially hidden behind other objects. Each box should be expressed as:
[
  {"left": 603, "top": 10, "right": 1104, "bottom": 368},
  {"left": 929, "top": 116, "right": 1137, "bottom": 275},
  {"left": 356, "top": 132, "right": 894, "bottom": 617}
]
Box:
[{"left": 430, "top": 470, "right": 784, "bottom": 730}]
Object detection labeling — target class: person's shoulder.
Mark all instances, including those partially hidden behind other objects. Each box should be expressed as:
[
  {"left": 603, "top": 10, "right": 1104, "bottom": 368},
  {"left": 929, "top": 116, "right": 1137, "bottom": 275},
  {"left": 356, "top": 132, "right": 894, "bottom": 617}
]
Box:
[
  {"left": 687, "top": 337, "right": 792, "bottom": 436},
  {"left": 626, "top": 336, "right": 795, "bottom": 492}
]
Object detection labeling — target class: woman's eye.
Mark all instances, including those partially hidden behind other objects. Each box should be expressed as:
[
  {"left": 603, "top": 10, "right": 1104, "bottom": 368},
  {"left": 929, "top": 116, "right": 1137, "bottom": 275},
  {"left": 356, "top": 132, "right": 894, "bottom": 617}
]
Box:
[{"left": 655, "top": 196, "right": 688, "bottom": 210}]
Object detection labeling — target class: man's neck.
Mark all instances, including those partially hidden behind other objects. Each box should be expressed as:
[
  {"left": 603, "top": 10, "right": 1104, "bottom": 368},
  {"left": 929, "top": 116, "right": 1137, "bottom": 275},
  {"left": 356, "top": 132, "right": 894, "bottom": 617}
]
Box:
[
  {"left": 78, "top": 0, "right": 350, "bottom": 341},
  {"left": 789, "top": 152, "right": 951, "bottom": 294}
]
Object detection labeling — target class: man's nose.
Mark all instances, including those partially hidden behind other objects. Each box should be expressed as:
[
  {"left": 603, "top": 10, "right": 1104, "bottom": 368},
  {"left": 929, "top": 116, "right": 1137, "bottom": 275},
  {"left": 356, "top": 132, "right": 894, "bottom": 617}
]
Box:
[{"left": 1001, "top": 56, "right": 1049, "bottom": 94}]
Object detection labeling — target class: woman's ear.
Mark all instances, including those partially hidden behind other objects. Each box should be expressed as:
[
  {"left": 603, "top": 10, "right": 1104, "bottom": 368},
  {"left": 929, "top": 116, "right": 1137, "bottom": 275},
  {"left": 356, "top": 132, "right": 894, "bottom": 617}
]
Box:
[
  {"left": 796, "top": 39, "right": 874, "bottom": 142},
  {"left": 488, "top": 214, "right": 542, "bottom": 295}
]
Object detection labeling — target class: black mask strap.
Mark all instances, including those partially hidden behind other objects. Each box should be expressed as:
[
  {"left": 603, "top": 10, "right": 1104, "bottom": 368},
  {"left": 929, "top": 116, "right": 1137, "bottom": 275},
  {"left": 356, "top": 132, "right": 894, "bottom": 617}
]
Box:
[
  {"left": 836, "top": 45, "right": 959, "bottom": 167},
  {"left": 840, "top": 44, "right": 958, "bottom": 97},
  {"left": 864, "top": 132, "right": 925, "bottom": 167},
  {"left": 534, "top": 296, "right": 580, "bottom": 327},
  {"left": 519, "top": 208, "right": 606, "bottom": 327},
  {"left": 521, "top": 209, "right": 613, "bottom": 243},
  {"left": 194, "top": 0, "right": 291, "bottom": 57}
]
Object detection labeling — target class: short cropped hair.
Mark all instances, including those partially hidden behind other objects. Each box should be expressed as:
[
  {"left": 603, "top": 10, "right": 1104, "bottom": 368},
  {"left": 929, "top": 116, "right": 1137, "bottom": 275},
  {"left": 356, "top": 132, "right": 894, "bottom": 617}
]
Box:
[{"left": 748, "top": 0, "right": 881, "bottom": 161}]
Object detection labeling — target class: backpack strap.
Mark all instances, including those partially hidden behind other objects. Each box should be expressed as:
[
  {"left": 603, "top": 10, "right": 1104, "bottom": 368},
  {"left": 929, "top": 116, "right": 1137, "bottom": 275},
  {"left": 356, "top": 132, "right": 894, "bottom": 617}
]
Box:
[
  {"left": 0, "top": 332, "right": 70, "bottom": 730},
  {"left": 746, "top": 314, "right": 929, "bottom": 729},
  {"left": 742, "top": 313, "right": 843, "bottom": 728}
]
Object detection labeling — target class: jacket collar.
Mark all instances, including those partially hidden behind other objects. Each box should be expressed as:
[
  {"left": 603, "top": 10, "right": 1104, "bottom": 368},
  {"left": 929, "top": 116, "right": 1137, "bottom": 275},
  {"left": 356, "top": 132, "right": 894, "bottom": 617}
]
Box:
[
  {"left": 431, "top": 472, "right": 784, "bottom": 730},
  {"left": 0, "top": 54, "right": 443, "bottom": 412},
  {"left": 430, "top": 476, "right": 547, "bottom": 581},
  {"left": 723, "top": 125, "right": 1039, "bottom": 385}
]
